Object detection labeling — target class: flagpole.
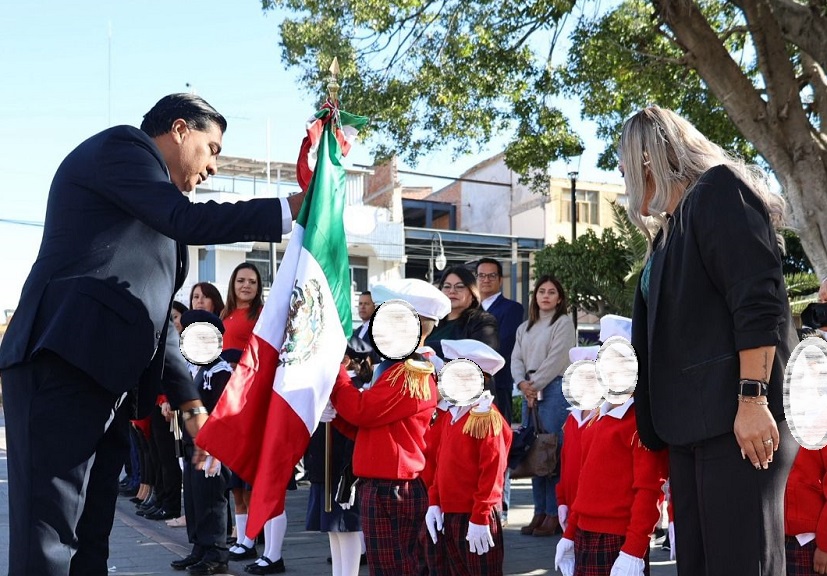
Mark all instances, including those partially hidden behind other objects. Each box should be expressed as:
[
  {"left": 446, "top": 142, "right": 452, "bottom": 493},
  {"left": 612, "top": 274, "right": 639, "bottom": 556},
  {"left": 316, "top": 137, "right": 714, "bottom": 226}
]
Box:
[{"left": 324, "top": 57, "right": 340, "bottom": 515}]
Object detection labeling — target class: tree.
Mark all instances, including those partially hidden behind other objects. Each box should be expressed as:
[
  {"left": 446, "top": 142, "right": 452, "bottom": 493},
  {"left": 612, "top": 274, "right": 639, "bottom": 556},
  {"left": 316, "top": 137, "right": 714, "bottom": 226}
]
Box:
[
  {"left": 533, "top": 227, "right": 633, "bottom": 317},
  {"left": 264, "top": 0, "right": 827, "bottom": 277}
]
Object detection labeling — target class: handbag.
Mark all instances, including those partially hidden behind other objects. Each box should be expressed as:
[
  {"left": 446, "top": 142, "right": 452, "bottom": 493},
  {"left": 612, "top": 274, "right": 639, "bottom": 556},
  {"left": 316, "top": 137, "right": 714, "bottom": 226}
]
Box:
[{"left": 508, "top": 405, "right": 559, "bottom": 479}]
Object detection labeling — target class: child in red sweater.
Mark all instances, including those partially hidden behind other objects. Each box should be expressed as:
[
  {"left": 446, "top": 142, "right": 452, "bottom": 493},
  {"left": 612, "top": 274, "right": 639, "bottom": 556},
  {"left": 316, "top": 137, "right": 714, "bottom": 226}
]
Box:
[
  {"left": 424, "top": 338, "right": 513, "bottom": 576},
  {"left": 555, "top": 397, "right": 669, "bottom": 576},
  {"left": 784, "top": 445, "right": 827, "bottom": 574},
  {"left": 557, "top": 345, "right": 599, "bottom": 533}
]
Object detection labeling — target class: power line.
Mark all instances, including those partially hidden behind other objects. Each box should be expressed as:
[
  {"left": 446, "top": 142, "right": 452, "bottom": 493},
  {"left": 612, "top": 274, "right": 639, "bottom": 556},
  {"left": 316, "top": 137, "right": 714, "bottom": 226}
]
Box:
[
  {"left": 0, "top": 218, "right": 44, "bottom": 228},
  {"left": 352, "top": 165, "right": 513, "bottom": 188}
]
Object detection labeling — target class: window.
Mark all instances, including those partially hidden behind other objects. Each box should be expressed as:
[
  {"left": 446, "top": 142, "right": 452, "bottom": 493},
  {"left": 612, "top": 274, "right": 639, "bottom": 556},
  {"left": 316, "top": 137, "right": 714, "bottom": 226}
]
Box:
[
  {"left": 351, "top": 266, "right": 368, "bottom": 294},
  {"left": 198, "top": 249, "right": 215, "bottom": 283},
  {"left": 247, "top": 249, "right": 273, "bottom": 288},
  {"left": 562, "top": 190, "right": 600, "bottom": 225}
]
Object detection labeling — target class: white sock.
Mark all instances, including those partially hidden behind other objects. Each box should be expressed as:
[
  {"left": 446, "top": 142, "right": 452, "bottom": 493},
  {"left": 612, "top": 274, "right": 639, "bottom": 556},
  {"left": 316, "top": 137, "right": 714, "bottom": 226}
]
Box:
[
  {"left": 257, "top": 512, "right": 287, "bottom": 565},
  {"left": 235, "top": 513, "right": 248, "bottom": 543},
  {"left": 329, "top": 533, "right": 343, "bottom": 576},
  {"left": 336, "top": 532, "right": 362, "bottom": 576}
]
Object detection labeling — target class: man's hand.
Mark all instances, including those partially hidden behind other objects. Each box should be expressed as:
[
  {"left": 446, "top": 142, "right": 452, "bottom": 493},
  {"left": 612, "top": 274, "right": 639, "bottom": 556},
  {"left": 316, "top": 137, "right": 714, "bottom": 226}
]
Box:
[{"left": 286, "top": 190, "right": 307, "bottom": 220}]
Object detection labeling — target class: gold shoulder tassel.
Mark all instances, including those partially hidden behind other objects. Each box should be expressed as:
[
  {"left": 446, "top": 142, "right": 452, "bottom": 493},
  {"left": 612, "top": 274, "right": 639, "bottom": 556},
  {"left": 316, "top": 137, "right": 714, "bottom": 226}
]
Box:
[
  {"left": 387, "top": 359, "right": 434, "bottom": 400},
  {"left": 463, "top": 410, "right": 502, "bottom": 439}
]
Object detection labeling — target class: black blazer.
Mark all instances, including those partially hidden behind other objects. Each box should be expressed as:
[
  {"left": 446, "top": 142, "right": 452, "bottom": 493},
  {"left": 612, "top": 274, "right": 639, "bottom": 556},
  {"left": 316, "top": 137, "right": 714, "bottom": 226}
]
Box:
[
  {"left": 633, "top": 165, "right": 796, "bottom": 449},
  {"left": 0, "top": 126, "right": 285, "bottom": 416},
  {"left": 486, "top": 295, "right": 525, "bottom": 392}
]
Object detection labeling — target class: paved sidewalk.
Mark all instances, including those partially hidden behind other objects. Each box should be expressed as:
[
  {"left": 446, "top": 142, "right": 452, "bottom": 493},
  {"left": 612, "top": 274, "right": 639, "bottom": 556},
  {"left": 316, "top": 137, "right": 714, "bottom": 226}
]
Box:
[{"left": 0, "top": 411, "right": 676, "bottom": 575}]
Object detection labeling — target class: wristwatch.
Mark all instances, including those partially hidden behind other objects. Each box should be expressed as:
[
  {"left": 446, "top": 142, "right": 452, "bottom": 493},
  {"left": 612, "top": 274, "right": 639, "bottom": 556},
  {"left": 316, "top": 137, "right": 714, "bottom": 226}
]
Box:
[
  {"left": 181, "top": 406, "right": 209, "bottom": 421},
  {"left": 739, "top": 378, "right": 768, "bottom": 397}
]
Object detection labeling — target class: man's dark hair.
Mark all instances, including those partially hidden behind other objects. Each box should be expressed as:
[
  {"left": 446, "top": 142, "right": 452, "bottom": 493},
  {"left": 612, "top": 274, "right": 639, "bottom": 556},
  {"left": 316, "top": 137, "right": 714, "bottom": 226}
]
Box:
[
  {"left": 140, "top": 93, "right": 227, "bottom": 137},
  {"left": 476, "top": 257, "right": 503, "bottom": 277},
  {"left": 171, "top": 301, "right": 189, "bottom": 316}
]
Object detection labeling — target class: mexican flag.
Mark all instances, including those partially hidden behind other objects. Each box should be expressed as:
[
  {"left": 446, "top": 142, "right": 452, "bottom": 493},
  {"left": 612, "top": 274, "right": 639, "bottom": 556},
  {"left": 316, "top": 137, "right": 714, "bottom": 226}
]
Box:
[{"left": 197, "top": 103, "right": 368, "bottom": 538}]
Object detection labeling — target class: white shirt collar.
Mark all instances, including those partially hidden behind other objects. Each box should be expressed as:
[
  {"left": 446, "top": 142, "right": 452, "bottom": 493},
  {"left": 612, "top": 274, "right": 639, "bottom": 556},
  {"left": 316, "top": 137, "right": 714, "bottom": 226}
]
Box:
[
  {"left": 358, "top": 322, "right": 370, "bottom": 339},
  {"left": 568, "top": 408, "right": 595, "bottom": 426},
  {"left": 437, "top": 399, "right": 452, "bottom": 411},
  {"left": 448, "top": 404, "right": 472, "bottom": 424},
  {"left": 481, "top": 293, "right": 501, "bottom": 311},
  {"left": 598, "top": 397, "right": 634, "bottom": 419}
]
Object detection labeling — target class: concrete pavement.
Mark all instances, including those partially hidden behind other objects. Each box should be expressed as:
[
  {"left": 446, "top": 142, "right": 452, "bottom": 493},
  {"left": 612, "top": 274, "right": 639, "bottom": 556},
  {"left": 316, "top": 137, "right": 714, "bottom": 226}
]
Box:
[{"left": 0, "top": 411, "right": 677, "bottom": 575}]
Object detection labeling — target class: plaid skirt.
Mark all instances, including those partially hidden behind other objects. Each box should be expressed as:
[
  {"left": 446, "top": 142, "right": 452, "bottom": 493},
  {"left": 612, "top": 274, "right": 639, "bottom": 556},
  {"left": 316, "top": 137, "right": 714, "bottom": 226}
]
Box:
[
  {"left": 574, "top": 528, "right": 650, "bottom": 576},
  {"left": 360, "top": 478, "right": 429, "bottom": 576},
  {"left": 439, "top": 511, "right": 504, "bottom": 576},
  {"left": 785, "top": 536, "right": 816, "bottom": 575}
]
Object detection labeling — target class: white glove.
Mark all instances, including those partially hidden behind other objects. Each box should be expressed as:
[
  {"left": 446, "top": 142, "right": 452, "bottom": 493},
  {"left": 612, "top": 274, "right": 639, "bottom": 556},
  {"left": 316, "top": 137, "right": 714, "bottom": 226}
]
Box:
[
  {"left": 466, "top": 521, "right": 494, "bottom": 555},
  {"left": 554, "top": 537, "right": 575, "bottom": 576},
  {"left": 320, "top": 401, "right": 337, "bottom": 423},
  {"left": 336, "top": 476, "right": 358, "bottom": 510},
  {"left": 558, "top": 504, "right": 569, "bottom": 532},
  {"left": 473, "top": 391, "right": 494, "bottom": 413},
  {"left": 425, "top": 505, "right": 444, "bottom": 544},
  {"left": 609, "top": 551, "right": 645, "bottom": 576},
  {"left": 668, "top": 521, "right": 676, "bottom": 561},
  {"left": 204, "top": 455, "right": 221, "bottom": 477}
]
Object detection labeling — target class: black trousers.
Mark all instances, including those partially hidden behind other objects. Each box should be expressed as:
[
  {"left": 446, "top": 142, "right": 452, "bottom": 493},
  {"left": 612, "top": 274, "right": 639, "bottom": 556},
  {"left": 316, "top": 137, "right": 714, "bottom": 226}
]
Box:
[
  {"left": 183, "top": 443, "right": 230, "bottom": 562},
  {"left": 150, "top": 406, "right": 182, "bottom": 514},
  {"left": 493, "top": 386, "right": 513, "bottom": 425},
  {"left": 669, "top": 420, "right": 797, "bottom": 576},
  {"left": 2, "top": 351, "right": 130, "bottom": 576}
]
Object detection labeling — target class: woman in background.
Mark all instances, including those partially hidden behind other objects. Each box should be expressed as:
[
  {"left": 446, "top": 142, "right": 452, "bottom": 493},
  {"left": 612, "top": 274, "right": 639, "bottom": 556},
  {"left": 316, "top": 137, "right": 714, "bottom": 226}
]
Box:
[{"left": 511, "top": 275, "right": 575, "bottom": 537}]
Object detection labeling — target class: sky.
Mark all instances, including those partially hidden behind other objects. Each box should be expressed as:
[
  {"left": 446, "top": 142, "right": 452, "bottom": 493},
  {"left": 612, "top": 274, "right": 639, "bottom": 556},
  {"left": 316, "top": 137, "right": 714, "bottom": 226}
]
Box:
[{"left": 0, "top": 0, "right": 619, "bottom": 314}]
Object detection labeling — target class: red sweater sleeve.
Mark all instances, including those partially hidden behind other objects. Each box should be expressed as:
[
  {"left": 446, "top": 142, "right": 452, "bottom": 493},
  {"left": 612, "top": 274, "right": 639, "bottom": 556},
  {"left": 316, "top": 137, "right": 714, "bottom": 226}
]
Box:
[
  {"left": 471, "top": 419, "right": 512, "bottom": 525},
  {"left": 820, "top": 449, "right": 827, "bottom": 551},
  {"left": 331, "top": 365, "right": 422, "bottom": 427},
  {"left": 621, "top": 434, "right": 670, "bottom": 558}
]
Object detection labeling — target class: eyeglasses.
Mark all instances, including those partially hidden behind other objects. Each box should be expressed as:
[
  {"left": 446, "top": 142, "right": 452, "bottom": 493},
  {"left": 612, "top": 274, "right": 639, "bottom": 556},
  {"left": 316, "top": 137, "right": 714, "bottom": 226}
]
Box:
[
  {"left": 475, "top": 272, "right": 499, "bottom": 280},
  {"left": 441, "top": 283, "right": 467, "bottom": 293}
]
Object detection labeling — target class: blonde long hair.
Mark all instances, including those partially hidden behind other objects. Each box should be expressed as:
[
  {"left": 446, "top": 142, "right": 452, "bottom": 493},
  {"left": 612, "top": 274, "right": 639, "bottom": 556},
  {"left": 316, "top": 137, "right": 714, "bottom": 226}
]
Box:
[{"left": 619, "top": 106, "right": 786, "bottom": 258}]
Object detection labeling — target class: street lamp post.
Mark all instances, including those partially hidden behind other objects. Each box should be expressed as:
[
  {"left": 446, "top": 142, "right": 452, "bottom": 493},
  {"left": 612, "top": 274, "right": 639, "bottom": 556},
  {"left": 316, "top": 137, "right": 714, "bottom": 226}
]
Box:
[
  {"left": 568, "top": 168, "right": 579, "bottom": 336},
  {"left": 429, "top": 232, "right": 447, "bottom": 284}
]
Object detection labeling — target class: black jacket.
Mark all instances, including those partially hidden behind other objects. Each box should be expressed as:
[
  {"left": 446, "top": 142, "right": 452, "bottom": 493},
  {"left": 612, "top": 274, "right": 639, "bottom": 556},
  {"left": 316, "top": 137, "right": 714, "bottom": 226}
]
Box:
[
  {"left": 633, "top": 165, "right": 796, "bottom": 449},
  {"left": 0, "top": 125, "right": 284, "bottom": 416}
]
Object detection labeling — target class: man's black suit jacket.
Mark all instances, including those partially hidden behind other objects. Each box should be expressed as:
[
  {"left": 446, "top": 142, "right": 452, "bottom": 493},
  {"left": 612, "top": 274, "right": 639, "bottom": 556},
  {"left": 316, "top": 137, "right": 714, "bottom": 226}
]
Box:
[
  {"left": 486, "top": 294, "right": 524, "bottom": 392},
  {"left": 0, "top": 125, "right": 285, "bottom": 416},
  {"left": 632, "top": 165, "right": 797, "bottom": 450}
]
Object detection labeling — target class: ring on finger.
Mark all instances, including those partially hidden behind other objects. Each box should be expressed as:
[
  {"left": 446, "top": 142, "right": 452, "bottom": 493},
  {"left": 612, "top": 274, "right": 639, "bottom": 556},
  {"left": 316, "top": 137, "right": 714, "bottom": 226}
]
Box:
[{"left": 762, "top": 439, "right": 772, "bottom": 445}]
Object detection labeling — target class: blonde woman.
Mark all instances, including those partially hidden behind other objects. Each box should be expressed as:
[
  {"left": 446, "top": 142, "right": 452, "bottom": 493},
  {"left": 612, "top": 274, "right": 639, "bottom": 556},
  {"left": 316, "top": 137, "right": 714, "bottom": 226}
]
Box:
[{"left": 622, "top": 106, "right": 797, "bottom": 575}]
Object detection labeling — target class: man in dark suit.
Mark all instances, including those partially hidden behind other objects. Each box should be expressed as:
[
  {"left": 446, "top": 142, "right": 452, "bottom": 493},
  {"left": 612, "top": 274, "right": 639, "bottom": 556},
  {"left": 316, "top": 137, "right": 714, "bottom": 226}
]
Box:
[
  {"left": 354, "top": 291, "right": 382, "bottom": 364},
  {"left": 475, "top": 258, "right": 524, "bottom": 424},
  {"left": 0, "top": 93, "right": 306, "bottom": 576},
  {"left": 476, "top": 258, "right": 524, "bottom": 526}
]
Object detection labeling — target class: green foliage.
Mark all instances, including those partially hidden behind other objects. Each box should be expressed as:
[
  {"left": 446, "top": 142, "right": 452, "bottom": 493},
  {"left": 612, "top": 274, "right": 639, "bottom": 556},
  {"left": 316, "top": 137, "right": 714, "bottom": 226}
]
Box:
[
  {"left": 533, "top": 227, "right": 633, "bottom": 317},
  {"left": 781, "top": 229, "right": 814, "bottom": 276}
]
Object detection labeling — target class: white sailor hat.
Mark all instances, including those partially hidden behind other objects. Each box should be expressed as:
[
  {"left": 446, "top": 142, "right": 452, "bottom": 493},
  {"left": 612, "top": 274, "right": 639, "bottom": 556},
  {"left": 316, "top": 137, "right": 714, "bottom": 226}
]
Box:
[
  {"left": 599, "top": 314, "right": 632, "bottom": 342},
  {"left": 371, "top": 278, "right": 451, "bottom": 323},
  {"left": 569, "top": 345, "right": 599, "bottom": 363},
  {"left": 441, "top": 339, "right": 505, "bottom": 376}
]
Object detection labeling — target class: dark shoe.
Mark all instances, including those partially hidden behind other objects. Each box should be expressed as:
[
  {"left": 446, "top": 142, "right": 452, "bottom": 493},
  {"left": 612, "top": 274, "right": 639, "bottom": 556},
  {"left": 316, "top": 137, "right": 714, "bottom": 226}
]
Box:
[
  {"left": 129, "top": 496, "right": 144, "bottom": 504},
  {"left": 245, "top": 556, "right": 285, "bottom": 574},
  {"left": 146, "top": 508, "right": 179, "bottom": 521},
  {"left": 137, "top": 496, "right": 157, "bottom": 510},
  {"left": 186, "top": 560, "right": 229, "bottom": 575},
  {"left": 520, "top": 513, "right": 546, "bottom": 535},
  {"left": 119, "top": 484, "right": 139, "bottom": 497},
  {"left": 171, "top": 555, "right": 203, "bottom": 571},
  {"left": 533, "top": 514, "right": 561, "bottom": 537},
  {"left": 229, "top": 543, "right": 258, "bottom": 561},
  {"left": 360, "top": 553, "right": 367, "bottom": 566},
  {"left": 137, "top": 505, "right": 161, "bottom": 517}
]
